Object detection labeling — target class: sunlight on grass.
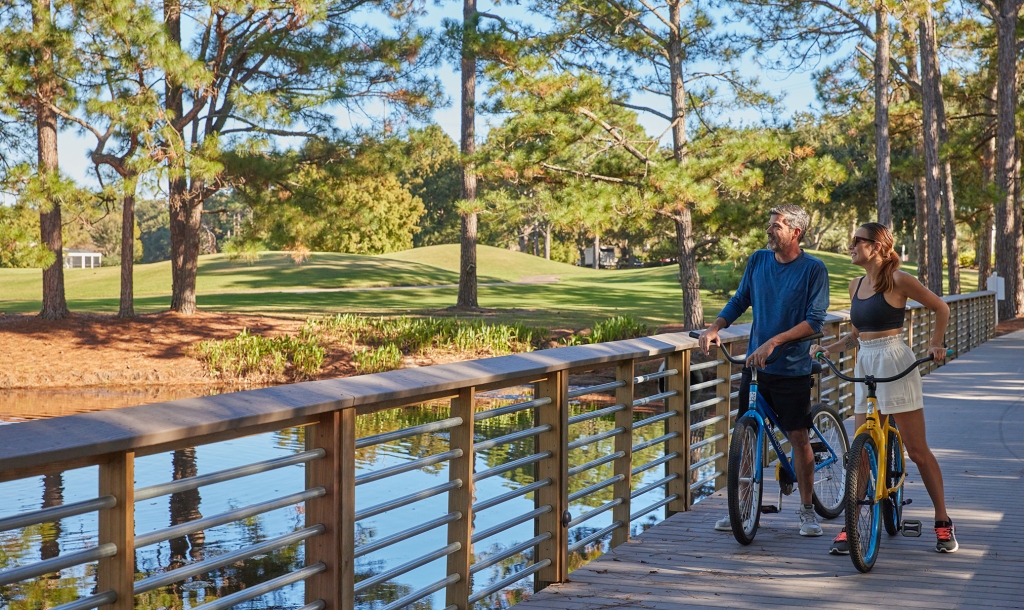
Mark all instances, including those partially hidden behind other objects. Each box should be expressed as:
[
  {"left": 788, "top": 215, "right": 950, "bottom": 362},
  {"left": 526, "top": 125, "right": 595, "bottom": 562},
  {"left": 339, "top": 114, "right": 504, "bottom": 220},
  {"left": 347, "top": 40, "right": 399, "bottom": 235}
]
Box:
[{"left": 0, "top": 247, "right": 980, "bottom": 330}]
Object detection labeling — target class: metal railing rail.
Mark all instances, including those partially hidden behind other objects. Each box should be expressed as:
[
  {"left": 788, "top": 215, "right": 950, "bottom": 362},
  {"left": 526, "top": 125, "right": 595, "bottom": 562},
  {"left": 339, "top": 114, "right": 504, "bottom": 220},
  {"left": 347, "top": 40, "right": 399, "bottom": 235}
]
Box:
[{"left": 0, "top": 292, "right": 995, "bottom": 610}]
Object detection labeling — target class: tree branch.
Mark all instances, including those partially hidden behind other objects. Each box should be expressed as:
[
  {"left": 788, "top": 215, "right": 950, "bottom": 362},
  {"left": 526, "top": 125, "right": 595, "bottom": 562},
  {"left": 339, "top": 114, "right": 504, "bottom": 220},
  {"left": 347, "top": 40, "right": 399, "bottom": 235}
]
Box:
[
  {"left": 611, "top": 100, "right": 671, "bottom": 121},
  {"left": 541, "top": 162, "right": 645, "bottom": 188},
  {"left": 576, "top": 107, "right": 651, "bottom": 164}
]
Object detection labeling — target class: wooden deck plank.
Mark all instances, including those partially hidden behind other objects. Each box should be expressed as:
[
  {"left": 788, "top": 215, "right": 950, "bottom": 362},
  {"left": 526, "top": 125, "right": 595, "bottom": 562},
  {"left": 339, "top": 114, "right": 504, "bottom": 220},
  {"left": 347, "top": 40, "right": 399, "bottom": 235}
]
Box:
[{"left": 516, "top": 329, "right": 1024, "bottom": 610}]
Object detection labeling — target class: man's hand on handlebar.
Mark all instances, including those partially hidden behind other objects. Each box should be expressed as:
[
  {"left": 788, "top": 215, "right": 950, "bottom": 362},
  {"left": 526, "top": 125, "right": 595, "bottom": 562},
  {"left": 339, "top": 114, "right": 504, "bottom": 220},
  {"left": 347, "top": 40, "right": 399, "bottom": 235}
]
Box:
[
  {"left": 746, "top": 339, "right": 778, "bottom": 369},
  {"left": 698, "top": 328, "right": 721, "bottom": 356}
]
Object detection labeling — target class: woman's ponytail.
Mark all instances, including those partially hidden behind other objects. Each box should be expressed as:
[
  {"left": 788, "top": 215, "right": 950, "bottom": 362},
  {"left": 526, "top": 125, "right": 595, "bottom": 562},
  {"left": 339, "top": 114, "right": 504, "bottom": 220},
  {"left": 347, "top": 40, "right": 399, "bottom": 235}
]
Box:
[{"left": 860, "top": 222, "right": 900, "bottom": 293}]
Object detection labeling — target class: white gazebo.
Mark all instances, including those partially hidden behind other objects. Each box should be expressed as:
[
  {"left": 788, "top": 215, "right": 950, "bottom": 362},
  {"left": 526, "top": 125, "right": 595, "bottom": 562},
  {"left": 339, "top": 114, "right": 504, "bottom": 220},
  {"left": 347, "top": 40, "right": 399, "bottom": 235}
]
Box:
[{"left": 64, "top": 250, "right": 102, "bottom": 269}]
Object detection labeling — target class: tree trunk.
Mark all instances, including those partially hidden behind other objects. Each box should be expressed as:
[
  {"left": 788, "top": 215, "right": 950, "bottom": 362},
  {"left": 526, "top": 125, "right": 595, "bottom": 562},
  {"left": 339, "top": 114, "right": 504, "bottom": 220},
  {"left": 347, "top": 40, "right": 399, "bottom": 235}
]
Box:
[
  {"left": 34, "top": 0, "right": 68, "bottom": 320},
  {"left": 993, "top": 1, "right": 1023, "bottom": 319},
  {"left": 919, "top": 14, "right": 944, "bottom": 295},
  {"left": 874, "top": 3, "right": 893, "bottom": 228},
  {"left": 675, "top": 214, "right": 703, "bottom": 330},
  {"left": 165, "top": 0, "right": 199, "bottom": 315},
  {"left": 169, "top": 185, "right": 202, "bottom": 314},
  {"left": 456, "top": 0, "right": 478, "bottom": 308},
  {"left": 922, "top": 5, "right": 959, "bottom": 294},
  {"left": 978, "top": 79, "right": 997, "bottom": 285},
  {"left": 669, "top": 0, "right": 702, "bottom": 329},
  {"left": 915, "top": 176, "right": 929, "bottom": 287},
  {"left": 905, "top": 28, "right": 929, "bottom": 288},
  {"left": 592, "top": 233, "right": 600, "bottom": 269},
  {"left": 118, "top": 188, "right": 136, "bottom": 318},
  {"left": 544, "top": 223, "right": 551, "bottom": 260}
]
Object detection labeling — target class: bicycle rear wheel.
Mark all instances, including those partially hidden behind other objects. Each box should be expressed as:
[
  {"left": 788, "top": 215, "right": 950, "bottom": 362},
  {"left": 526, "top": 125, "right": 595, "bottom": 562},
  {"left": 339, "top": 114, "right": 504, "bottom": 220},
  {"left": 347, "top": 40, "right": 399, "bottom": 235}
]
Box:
[
  {"left": 728, "top": 415, "right": 762, "bottom": 545},
  {"left": 809, "top": 403, "right": 849, "bottom": 519},
  {"left": 882, "top": 416, "right": 904, "bottom": 536},
  {"left": 845, "top": 433, "right": 882, "bottom": 573}
]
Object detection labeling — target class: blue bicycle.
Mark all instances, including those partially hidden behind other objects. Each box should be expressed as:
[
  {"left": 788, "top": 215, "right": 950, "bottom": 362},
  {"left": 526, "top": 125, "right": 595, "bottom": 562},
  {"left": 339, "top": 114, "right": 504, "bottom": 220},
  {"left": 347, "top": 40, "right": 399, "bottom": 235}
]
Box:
[{"left": 689, "top": 331, "right": 849, "bottom": 544}]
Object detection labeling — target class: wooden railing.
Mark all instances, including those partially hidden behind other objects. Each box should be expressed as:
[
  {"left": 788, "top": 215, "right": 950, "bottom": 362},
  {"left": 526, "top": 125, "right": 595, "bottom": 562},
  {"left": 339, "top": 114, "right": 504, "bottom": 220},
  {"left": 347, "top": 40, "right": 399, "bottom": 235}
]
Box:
[{"left": 0, "top": 291, "right": 996, "bottom": 610}]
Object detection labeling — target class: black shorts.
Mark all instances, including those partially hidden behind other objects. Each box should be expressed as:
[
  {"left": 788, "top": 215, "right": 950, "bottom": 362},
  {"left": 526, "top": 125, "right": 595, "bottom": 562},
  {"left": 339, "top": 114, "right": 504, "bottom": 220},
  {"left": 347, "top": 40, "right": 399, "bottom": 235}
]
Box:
[{"left": 738, "top": 367, "right": 813, "bottom": 432}]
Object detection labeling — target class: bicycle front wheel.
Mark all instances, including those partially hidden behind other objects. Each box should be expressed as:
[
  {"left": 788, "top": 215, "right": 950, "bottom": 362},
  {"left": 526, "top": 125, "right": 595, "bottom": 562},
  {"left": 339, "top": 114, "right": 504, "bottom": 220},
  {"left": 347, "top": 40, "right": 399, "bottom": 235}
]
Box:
[
  {"left": 845, "top": 433, "right": 882, "bottom": 573},
  {"left": 728, "top": 415, "right": 762, "bottom": 545},
  {"left": 809, "top": 403, "right": 849, "bottom": 519},
  {"left": 882, "top": 416, "right": 904, "bottom": 536}
]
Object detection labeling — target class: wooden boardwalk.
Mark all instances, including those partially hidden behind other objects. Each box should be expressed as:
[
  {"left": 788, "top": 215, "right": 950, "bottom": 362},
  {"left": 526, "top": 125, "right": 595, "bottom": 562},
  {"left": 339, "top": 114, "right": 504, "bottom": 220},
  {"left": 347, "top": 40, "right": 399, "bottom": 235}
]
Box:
[{"left": 517, "top": 330, "right": 1024, "bottom": 609}]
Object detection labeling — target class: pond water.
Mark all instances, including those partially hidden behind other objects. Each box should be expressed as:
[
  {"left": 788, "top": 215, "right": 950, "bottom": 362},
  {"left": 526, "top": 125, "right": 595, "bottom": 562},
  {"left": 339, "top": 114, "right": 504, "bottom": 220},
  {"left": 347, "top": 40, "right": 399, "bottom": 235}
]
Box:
[{"left": 0, "top": 383, "right": 719, "bottom": 609}]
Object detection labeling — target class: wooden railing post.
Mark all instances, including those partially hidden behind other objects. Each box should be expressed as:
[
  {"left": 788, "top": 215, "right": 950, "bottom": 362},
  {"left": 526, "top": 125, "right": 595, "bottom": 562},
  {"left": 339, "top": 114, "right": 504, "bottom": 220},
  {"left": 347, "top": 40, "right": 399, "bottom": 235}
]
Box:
[
  {"left": 446, "top": 387, "right": 476, "bottom": 610},
  {"left": 306, "top": 410, "right": 355, "bottom": 610},
  {"left": 611, "top": 360, "right": 634, "bottom": 547},
  {"left": 665, "top": 349, "right": 691, "bottom": 514},
  {"left": 98, "top": 451, "right": 134, "bottom": 610},
  {"left": 535, "top": 371, "right": 567, "bottom": 591},
  {"left": 713, "top": 343, "right": 733, "bottom": 492}
]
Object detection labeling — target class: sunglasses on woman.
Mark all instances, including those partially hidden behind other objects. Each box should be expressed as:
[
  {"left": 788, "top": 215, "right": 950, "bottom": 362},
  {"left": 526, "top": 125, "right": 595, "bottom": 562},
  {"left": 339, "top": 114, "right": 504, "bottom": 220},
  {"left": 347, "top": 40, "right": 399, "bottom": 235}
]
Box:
[{"left": 850, "top": 236, "right": 876, "bottom": 248}]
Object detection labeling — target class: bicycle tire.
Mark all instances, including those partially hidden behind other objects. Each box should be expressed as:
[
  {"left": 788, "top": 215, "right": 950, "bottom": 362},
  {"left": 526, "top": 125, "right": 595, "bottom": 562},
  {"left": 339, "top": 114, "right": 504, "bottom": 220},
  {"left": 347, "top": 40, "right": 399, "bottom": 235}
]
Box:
[
  {"left": 882, "top": 416, "right": 904, "bottom": 536},
  {"left": 728, "top": 415, "right": 762, "bottom": 545},
  {"left": 845, "top": 433, "right": 882, "bottom": 573},
  {"left": 809, "top": 403, "right": 849, "bottom": 519}
]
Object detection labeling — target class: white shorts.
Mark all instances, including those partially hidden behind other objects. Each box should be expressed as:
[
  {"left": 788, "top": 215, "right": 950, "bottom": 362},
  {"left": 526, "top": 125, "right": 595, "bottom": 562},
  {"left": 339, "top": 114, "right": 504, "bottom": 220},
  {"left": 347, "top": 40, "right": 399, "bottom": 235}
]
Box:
[{"left": 853, "top": 335, "right": 924, "bottom": 415}]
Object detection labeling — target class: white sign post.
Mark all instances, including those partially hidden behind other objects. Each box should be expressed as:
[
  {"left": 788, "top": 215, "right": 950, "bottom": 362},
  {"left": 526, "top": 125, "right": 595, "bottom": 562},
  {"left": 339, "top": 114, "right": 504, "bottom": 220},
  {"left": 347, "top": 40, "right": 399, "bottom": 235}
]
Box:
[{"left": 987, "top": 272, "right": 1005, "bottom": 326}]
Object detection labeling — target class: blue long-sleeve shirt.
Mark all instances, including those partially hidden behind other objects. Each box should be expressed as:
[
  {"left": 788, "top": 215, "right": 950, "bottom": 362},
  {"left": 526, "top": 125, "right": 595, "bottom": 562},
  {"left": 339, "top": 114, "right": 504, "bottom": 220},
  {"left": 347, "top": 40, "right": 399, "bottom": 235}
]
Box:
[{"left": 718, "top": 249, "right": 830, "bottom": 376}]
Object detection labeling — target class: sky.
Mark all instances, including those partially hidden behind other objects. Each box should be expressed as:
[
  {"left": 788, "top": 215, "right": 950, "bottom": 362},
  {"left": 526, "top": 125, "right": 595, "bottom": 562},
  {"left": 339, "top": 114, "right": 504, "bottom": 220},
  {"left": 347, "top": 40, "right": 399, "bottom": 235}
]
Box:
[{"left": 54, "top": 1, "right": 827, "bottom": 188}]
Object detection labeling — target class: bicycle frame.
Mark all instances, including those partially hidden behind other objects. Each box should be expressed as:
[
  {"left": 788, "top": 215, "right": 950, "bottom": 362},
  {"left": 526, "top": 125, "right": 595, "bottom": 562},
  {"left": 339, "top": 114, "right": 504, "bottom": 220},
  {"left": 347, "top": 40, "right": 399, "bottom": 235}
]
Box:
[
  {"left": 854, "top": 391, "right": 906, "bottom": 503},
  {"left": 746, "top": 370, "right": 842, "bottom": 492}
]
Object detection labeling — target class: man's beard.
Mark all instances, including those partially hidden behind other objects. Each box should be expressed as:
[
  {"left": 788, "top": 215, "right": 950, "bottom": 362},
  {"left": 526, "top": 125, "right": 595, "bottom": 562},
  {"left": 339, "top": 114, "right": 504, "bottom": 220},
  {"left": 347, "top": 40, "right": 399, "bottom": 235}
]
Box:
[{"left": 767, "top": 236, "right": 783, "bottom": 251}]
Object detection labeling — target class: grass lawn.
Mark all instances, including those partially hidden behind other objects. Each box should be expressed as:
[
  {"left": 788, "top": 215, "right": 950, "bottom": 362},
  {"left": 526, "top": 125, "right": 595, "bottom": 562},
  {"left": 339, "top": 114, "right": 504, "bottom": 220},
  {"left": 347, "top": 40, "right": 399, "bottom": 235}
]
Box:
[{"left": 0, "top": 245, "right": 979, "bottom": 330}]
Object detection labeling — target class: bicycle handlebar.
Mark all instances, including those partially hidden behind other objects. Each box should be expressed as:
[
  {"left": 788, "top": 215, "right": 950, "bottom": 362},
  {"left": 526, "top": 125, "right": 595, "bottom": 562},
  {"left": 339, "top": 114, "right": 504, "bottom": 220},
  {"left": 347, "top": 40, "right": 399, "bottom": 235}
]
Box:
[
  {"left": 814, "top": 348, "right": 953, "bottom": 385},
  {"left": 688, "top": 330, "right": 823, "bottom": 365}
]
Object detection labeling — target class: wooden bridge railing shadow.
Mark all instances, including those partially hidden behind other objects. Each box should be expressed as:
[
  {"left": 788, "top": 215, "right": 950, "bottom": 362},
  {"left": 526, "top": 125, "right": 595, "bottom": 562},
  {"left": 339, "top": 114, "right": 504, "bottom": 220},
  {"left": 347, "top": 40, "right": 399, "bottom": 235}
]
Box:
[{"left": 0, "top": 291, "right": 996, "bottom": 610}]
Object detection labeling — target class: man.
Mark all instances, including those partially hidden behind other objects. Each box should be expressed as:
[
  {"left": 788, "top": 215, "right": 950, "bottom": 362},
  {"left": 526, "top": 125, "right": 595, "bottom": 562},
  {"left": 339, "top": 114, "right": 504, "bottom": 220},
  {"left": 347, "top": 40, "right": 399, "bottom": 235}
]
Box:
[{"left": 698, "top": 204, "right": 829, "bottom": 537}]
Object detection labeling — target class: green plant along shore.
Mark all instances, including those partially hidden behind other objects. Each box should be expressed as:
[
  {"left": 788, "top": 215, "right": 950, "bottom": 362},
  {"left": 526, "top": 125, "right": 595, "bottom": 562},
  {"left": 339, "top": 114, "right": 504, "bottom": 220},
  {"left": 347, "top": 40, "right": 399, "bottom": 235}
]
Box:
[{"left": 192, "top": 314, "right": 653, "bottom": 380}]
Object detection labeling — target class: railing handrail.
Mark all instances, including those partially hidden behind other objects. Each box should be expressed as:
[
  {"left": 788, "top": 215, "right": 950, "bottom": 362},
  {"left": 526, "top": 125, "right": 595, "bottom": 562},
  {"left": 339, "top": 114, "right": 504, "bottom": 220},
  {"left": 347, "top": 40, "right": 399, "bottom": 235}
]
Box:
[{"left": 0, "top": 293, "right": 992, "bottom": 478}]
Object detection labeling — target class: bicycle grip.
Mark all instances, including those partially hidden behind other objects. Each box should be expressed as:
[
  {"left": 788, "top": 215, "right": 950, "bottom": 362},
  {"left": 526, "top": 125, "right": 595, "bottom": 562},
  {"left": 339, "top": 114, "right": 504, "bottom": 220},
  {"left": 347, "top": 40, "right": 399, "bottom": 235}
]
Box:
[{"left": 688, "top": 330, "right": 702, "bottom": 339}]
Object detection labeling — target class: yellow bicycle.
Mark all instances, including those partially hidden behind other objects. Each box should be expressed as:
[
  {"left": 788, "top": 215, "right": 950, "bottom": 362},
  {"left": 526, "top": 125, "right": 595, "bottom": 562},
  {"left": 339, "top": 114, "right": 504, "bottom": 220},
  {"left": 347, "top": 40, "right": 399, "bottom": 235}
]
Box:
[{"left": 815, "top": 349, "right": 949, "bottom": 572}]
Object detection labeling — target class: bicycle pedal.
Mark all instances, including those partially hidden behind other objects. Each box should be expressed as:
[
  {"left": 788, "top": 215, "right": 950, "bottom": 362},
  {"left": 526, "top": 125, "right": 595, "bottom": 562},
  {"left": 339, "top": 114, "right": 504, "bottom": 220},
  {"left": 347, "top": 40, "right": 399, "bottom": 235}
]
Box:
[
  {"left": 901, "top": 520, "right": 923, "bottom": 537},
  {"left": 901, "top": 498, "right": 913, "bottom": 506},
  {"left": 810, "top": 441, "right": 826, "bottom": 453},
  {"left": 760, "top": 505, "right": 781, "bottom": 514}
]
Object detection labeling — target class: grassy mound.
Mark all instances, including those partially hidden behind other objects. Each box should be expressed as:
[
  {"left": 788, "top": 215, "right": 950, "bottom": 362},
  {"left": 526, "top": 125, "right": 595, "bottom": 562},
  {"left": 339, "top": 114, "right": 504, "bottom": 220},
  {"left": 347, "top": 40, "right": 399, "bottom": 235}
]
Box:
[{"left": 381, "top": 244, "right": 596, "bottom": 282}]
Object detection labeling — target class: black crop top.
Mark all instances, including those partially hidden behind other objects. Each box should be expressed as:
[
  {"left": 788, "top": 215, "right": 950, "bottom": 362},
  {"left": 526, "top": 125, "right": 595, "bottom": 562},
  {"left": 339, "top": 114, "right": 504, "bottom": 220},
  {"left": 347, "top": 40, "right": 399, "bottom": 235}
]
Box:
[{"left": 850, "top": 277, "right": 905, "bottom": 332}]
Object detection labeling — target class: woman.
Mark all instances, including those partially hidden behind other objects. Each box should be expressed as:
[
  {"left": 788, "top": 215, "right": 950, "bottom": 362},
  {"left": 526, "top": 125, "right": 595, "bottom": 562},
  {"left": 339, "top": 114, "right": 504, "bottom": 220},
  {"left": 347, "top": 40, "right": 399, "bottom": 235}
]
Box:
[{"left": 809, "top": 222, "right": 957, "bottom": 554}]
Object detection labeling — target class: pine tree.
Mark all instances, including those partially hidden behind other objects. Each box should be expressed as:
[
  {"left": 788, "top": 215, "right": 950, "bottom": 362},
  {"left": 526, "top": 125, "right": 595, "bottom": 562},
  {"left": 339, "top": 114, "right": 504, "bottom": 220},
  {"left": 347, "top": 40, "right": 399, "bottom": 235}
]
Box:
[{"left": 161, "top": 0, "right": 440, "bottom": 314}]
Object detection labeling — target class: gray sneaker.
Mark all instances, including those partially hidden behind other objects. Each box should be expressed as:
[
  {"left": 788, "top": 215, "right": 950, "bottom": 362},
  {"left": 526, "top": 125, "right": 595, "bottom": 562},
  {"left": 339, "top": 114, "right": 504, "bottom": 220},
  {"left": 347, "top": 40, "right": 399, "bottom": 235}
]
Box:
[
  {"left": 798, "top": 504, "right": 823, "bottom": 537},
  {"left": 935, "top": 520, "right": 958, "bottom": 553},
  {"left": 715, "top": 515, "right": 732, "bottom": 531}
]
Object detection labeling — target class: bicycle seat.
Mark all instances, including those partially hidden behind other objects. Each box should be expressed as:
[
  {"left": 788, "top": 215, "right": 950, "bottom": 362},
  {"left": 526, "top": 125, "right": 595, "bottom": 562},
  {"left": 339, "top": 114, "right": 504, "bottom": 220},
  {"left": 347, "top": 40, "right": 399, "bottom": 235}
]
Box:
[{"left": 811, "top": 362, "right": 822, "bottom": 375}]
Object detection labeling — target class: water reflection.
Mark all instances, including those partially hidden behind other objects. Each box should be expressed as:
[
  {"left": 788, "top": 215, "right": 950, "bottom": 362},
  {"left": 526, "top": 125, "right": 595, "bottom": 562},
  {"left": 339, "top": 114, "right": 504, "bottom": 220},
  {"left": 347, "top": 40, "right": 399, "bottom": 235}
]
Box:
[
  {"left": 0, "top": 385, "right": 248, "bottom": 423},
  {"left": 0, "top": 382, "right": 722, "bottom": 609}
]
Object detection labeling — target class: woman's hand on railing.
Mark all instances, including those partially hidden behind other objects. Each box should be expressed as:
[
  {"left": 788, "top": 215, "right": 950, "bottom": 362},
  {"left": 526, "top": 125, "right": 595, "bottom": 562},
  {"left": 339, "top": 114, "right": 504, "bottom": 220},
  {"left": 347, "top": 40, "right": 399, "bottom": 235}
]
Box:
[{"left": 809, "top": 344, "right": 829, "bottom": 360}]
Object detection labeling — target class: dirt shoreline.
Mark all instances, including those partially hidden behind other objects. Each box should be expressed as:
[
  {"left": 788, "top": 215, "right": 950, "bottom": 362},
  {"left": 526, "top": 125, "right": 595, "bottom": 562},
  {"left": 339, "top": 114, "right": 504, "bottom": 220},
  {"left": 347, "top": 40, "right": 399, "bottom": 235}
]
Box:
[{"left": 1, "top": 311, "right": 1020, "bottom": 390}]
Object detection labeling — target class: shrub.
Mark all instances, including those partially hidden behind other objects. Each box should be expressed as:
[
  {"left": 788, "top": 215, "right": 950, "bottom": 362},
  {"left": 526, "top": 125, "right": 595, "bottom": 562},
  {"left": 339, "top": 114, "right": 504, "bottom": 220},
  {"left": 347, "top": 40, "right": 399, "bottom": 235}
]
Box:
[
  {"left": 589, "top": 315, "right": 650, "bottom": 344},
  {"left": 354, "top": 344, "right": 402, "bottom": 374},
  {"left": 192, "top": 329, "right": 288, "bottom": 378}
]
